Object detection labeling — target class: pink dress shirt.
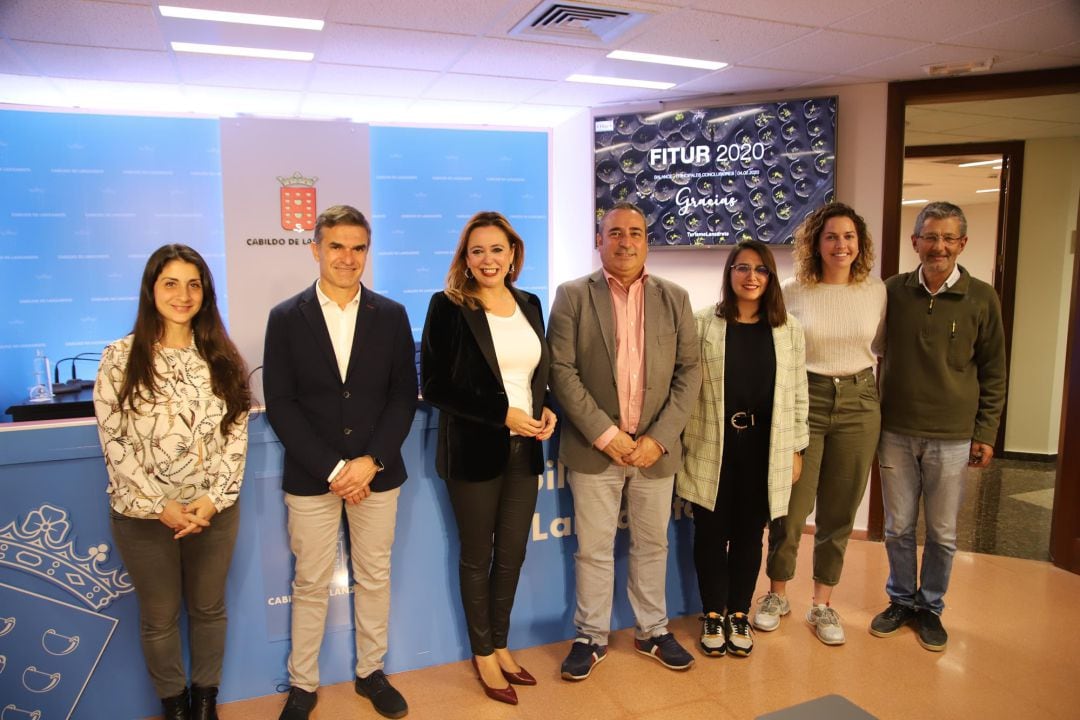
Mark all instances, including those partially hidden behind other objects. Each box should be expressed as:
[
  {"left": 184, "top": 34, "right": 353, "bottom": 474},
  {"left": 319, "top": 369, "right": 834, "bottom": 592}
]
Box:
[{"left": 594, "top": 268, "right": 647, "bottom": 449}]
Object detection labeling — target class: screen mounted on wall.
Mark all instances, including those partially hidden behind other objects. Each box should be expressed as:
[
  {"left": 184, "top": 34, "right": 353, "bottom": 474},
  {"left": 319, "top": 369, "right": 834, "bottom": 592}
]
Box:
[{"left": 594, "top": 96, "right": 837, "bottom": 247}]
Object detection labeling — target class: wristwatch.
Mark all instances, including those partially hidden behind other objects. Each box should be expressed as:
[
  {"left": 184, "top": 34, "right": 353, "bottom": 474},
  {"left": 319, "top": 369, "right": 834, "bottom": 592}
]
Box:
[{"left": 371, "top": 456, "right": 385, "bottom": 472}]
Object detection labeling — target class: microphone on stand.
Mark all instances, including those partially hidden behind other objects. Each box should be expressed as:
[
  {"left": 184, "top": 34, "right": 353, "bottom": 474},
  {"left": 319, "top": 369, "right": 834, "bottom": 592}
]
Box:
[{"left": 52, "top": 352, "right": 102, "bottom": 394}]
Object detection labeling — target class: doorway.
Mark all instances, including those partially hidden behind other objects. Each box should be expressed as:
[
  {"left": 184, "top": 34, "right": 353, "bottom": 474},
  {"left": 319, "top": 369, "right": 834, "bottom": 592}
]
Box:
[{"left": 875, "top": 67, "right": 1080, "bottom": 572}]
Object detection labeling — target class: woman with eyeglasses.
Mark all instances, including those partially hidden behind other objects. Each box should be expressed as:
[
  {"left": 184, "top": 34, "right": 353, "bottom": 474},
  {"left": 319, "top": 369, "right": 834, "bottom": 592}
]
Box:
[
  {"left": 677, "top": 239, "right": 809, "bottom": 658},
  {"left": 754, "top": 203, "right": 886, "bottom": 646}
]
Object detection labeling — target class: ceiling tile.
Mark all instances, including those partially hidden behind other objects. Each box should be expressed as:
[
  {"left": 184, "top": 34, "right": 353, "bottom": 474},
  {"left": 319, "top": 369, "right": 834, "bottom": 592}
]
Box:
[
  {"left": 184, "top": 85, "right": 302, "bottom": 117},
  {"left": 328, "top": 0, "right": 514, "bottom": 34},
  {"left": 850, "top": 43, "right": 1024, "bottom": 81},
  {"left": 450, "top": 38, "right": 607, "bottom": 80},
  {"left": 176, "top": 54, "right": 314, "bottom": 91},
  {"left": 423, "top": 73, "right": 556, "bottom": 103},
  {"left": 747, "top": 29, "right": 925, "bottom": 74},
  {"left": 49, "top": 78, "right": 191, "bottom": 113},
  {"left": 989, "top": 52, "right": 1080, "bottom": 74},
  {"left": 309, "top": 64, "right": 440, "bottom": 97},
  {"left": 299, "top": 92, "right": 413, "bottom": 121},
  {"left": 831, "top": 0, "right": 1058, "bottom": 42},
  {"left": 949, "top": 5, "right": 1080, "bottom": 53},
  {"left": 616, "top": 9, "right": 815, "bottom": 65},
  {"left": 527, "top": 80, "right": 667, "bottom": 107},
  {"left": 406, "top": 98, "right": 521, "bottom": 125},
  {"left": 0, "top": 40, "right": 36, "bottom": 76},
  {"left": 0, "top": 0, "right": 164, "bottom": 51},
  {"left": 671, "top": 65, "right": 824, "bottom": 95},
  {"left": 320, "top": 23, "right": 474, "bottom": 70},
  {"left": 0, "top": 72, "right": 68, "bottom": 106},
  {"left": 12, "top": 42, "right": 177, "bottom": 83},
  {"left": 684, "top": 0, "right": 890, "bottom": 27}
]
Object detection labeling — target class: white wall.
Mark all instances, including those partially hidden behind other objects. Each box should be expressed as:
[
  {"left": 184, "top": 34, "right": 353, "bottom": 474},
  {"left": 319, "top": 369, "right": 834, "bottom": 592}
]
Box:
[{"left": 1005, "top": 136, "right": 1080, "bottom": 454}]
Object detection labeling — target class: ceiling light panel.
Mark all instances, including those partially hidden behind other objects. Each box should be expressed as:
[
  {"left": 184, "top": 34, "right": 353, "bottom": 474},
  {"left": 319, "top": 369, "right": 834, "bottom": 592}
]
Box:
[
  {"left": 171, "top": 42, "right": 313, "bottom": 61},
  {"left": 606, "top": 50, "right": 725, "bottom": 70},
  {"left": 158, "top": 6, "right": 324, "bottom": 30},
  {"left": 566, "top": 74, "right": 674, "bottom": 89}
]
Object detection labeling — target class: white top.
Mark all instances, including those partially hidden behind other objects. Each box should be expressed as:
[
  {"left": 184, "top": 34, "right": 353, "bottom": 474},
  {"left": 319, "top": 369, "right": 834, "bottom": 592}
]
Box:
[
  {"left": 486, "top": 304, "right": 541, "bottom": 429},
  {"left": 315, "top": 280, "right": 361, "bottom": 382},
  {"left": 94, "top": 335, "right": 249, "bottom": 518},
  {"left": 781, "top": 276, "right": 886, "bottom": 376},
  {"left": 315, "top": 280, "right": 361, "bottom": 482}
]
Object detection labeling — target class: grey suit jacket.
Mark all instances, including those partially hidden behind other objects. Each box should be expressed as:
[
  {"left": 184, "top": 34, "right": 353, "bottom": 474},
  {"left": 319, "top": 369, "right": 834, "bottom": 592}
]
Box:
[{"left": 547, "top": 269, "right": 702, "bottom": 477}]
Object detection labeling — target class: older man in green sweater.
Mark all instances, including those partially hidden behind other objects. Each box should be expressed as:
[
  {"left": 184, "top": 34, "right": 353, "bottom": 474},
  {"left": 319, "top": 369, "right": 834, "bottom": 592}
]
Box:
[{"left": 870, "top": 201, "right": 1006, "bottom": 653}]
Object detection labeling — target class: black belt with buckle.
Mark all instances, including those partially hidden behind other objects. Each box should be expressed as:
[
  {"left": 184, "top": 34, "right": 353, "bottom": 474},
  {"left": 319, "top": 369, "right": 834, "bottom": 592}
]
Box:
[{"left": 729, "top": 411, "right": 756, "bottom": 430}]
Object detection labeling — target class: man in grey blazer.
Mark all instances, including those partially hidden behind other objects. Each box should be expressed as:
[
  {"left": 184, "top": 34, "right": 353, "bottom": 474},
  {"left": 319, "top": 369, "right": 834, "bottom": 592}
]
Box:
[{"left": 548, "top": 203, "right": 702, "bottom": 680}]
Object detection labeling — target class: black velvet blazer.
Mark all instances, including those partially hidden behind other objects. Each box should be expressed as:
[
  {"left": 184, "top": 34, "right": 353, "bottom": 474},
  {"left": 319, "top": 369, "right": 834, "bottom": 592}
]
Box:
[{"left": 420, "top": 288, "right": 550, "bottom": 482}]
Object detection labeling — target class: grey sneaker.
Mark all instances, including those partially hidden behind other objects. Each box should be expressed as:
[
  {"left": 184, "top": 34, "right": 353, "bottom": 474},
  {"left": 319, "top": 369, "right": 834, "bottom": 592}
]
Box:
[
  {"left": 806, "top": 604, "right": 846, "bottom": 645},
  {"left": 699, "top": 612, "right": 726, "bottom": 656},
  {"left": 752, "top": 592, "right": 790, "bottom": 631}
]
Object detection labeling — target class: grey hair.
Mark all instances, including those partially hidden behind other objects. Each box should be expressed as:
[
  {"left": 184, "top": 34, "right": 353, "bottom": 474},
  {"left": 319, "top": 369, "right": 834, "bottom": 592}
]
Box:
[{"left": 913, "top": 201, "right": 967, "bottom": 237}]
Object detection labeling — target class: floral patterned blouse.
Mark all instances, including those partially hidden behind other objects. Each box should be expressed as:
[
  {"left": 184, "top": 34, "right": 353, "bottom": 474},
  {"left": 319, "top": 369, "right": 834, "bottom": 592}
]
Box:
[{"left": 94, "top": 335, "right": 249, "bottom": 519}]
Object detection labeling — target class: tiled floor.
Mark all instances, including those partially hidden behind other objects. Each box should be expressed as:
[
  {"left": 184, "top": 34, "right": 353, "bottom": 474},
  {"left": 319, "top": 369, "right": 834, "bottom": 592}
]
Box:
[
  {"left": 205, "top": 534, "right": 1080, "bottom": 720},
  {"left": 954, "top": 458, "right": 1057, "bottom": 561}
]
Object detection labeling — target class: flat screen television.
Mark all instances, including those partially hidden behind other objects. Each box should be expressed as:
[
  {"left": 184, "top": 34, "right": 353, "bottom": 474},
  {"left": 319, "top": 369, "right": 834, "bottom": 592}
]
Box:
[{"left": 594, "top": 96, "right": 837, "bottom": 246}]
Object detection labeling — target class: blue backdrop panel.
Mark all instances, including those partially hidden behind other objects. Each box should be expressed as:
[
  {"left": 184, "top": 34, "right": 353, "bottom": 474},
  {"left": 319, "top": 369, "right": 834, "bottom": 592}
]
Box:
[
  {"left": 0, "top": 111, "right": 225, "bottom": 416},
  {"left": 369, "top": 127, "right": 549, "bottom": 339},
  {"left": 0, "top": 410, "right": 699, "bottom": 719}
]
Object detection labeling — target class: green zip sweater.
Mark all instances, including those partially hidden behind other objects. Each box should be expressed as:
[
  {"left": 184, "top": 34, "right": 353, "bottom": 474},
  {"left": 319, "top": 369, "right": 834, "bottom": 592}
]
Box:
[{"left": 880, "top": 266, "right": 1007, "bottom": 445}]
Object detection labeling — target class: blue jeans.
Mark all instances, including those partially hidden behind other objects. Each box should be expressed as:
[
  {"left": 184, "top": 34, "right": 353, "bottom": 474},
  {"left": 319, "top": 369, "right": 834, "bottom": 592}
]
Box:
[{"left": 878, "top": 431, "right": 969, "bottom": 615}]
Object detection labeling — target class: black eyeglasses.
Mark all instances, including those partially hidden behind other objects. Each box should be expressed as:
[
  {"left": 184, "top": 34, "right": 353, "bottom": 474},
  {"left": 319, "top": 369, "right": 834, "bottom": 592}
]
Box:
[{"left": 732, "top": 263, "right": 770, "bottom": 277}]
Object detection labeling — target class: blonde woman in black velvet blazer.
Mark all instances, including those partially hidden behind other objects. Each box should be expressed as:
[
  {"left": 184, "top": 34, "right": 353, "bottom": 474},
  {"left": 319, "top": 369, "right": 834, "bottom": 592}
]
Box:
[{"left": 420, "top": 211, "right": 555, "bottom": 706}]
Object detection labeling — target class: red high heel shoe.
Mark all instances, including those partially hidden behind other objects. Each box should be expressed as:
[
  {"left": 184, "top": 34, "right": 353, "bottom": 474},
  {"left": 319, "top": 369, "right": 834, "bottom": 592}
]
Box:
[
  {"left": 471, "top": 657, "right": 518, "bottom": 705},
  {"left": 501, "top": 665, "right": 537, "bottom": 686}
]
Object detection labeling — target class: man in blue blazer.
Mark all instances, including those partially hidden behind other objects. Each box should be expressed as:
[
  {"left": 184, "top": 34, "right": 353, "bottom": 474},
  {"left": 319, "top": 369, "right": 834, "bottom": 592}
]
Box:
[{"left": 263, "top": 205, "right": 417, "bottom": 720}]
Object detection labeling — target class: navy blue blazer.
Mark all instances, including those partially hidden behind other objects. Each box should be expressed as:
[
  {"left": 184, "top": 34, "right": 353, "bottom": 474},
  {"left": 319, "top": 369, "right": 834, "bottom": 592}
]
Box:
[
  {"left": 263, "top": 282, "right": 418, "bottom": 496},
  {"left": 420, "top": 288, "right": 550, "bottom": 482}
]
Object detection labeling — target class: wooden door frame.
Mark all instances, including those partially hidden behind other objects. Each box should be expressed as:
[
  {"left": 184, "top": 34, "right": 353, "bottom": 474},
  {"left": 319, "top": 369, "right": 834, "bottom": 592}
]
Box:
[
  {"left": 1050, "top": 198, "right": 1080, "bottom": 572},
  {"left": 901, "top": 140, "right": 1024, "bottom": 450},
  {"left": 870, "top": 67, "right": 1080, "bottom": 557}
]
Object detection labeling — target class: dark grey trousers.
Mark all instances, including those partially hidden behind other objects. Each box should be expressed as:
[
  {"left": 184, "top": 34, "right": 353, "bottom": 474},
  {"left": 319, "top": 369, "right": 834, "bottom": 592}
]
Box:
[{"left": 110, "top": 502, "right": 240, "bottom": 698}]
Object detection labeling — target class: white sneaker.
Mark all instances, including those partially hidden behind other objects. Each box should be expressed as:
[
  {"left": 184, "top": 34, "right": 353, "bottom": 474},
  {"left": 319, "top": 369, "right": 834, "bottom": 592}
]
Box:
[
  {"left": 806, "top": 604, "right": 846, "bottom": 645},
  {"left": 699, "top": 612, "right": 726, "bottom": 656},
  {"left": 752, "top": 592, "right": 790, "bottom": 631}
]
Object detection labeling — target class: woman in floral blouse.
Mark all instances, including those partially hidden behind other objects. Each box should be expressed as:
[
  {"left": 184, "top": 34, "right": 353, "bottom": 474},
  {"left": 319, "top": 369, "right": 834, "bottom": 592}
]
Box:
[{"left": 94, "top": 244, "right": 250, "bottom": 720}]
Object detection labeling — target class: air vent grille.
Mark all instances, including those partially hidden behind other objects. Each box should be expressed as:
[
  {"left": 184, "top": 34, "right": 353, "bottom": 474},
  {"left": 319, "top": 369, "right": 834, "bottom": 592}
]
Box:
[{"left": 509, "top": 1, "right": 649, "bottom": 45}]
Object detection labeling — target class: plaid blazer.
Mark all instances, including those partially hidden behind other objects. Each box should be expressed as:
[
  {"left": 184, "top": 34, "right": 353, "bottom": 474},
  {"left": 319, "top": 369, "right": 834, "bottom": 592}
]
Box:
[{"left": 676, "top": 308, "right": 809, "bottom": 517}]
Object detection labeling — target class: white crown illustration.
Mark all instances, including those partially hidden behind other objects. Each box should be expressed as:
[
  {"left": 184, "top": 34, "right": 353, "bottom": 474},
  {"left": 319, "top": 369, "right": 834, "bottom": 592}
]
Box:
[
  {"left": 0, "top": 504, "right": 132, "bottom": 611},
  {"left": 276, "top": 171, "right": 318, "bottom": 188}
]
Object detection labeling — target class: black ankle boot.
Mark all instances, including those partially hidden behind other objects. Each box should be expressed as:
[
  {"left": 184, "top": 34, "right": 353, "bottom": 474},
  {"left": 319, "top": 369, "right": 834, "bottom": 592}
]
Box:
[
  {"left": 190, "top": 685, "right": 219, "bottom": 720},
  {"left": 161, "top": 687, "right": 190, "bottom": 720}
]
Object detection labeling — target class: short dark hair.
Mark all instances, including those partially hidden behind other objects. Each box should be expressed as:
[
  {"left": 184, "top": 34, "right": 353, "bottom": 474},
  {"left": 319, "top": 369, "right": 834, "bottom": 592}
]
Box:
[
  {"left": 314, "top": 204, "right": 371, "bottom": 243},
  {"left": 715, "top": 240, "right": 787, "bottom": 328},
  {"left": 597, "top": 202, "right": 647, "bottom": 235},
  {"left": 914, "top": 201, "right": 967, "bottom": 237}
]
